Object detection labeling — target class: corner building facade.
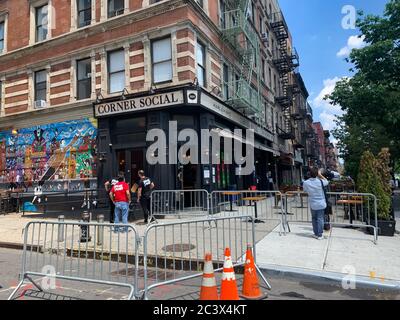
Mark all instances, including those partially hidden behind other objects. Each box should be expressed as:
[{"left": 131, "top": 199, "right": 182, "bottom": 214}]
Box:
[{"left": 0, "top": 0, "right": 316, "bottom": 193}]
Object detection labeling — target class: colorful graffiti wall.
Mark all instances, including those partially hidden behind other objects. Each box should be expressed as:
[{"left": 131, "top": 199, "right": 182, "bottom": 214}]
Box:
[{"left": 0, "top": 118, "right": 97, "bottom": 185}]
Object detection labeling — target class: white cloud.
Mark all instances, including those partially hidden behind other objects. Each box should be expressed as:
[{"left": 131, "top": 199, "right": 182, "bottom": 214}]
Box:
[
  {"left": 311, "top": 77, "right": 348, "bottom": 148},
  {"left": 313, "top": 77, "right": 342, "bottom": 113},
  {"left": 337, "top": 35, "right": 366, "bottom": 58}
]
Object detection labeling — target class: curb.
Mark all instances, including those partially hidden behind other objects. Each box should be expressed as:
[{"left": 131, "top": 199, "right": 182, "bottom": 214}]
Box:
[{"left": 259, "top": 264, "right": 400, "bottom": 291}]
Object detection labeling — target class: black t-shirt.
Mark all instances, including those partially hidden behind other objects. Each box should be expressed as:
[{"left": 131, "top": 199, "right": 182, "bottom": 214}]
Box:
[{"left": 138, "top": 177, "right": 153, "bottom": 199}]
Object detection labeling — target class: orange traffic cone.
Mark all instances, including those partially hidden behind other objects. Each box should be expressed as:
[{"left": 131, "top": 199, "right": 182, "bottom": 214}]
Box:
[
  {"left": 240, "top": 244, "right": 268, "bottom": 300},
  {"left": 220, "top": 248, "right": 239, "bottom": 300},
  {"left": 200, "top": 253, "right": 219, "bottom": 300}
]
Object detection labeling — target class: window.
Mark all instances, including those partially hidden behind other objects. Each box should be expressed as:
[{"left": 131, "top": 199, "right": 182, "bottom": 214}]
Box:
[
  {"left": 268, "top": 67, "right": 272, "bottom": 88},
  {"left": 36, "top": 5, "right": 48, "bottom": 42},
  {"left": 261, "top": 59, "right": 265, "bottom": 82},
  {"left": 77, "top": 58, "right": 92, "bottom": 100},
  {"left": 108, "top": 0, "right": 124, "bottom": 18},
  {"left": 219, "top": 0, "right": 226, "bottom": 29},
  {"left": 35, "top": 70, "right": 47, "bottom": 102},
  {"left": 152, "top": 37, "right": 172, "bottom": 83},
  {"left": 196, "top": 42, "right": 206, "bottom": 87},
  {"left": 108, "top": 49, "right": 125, "bottom": 93},
  {"left": 222, "top": 63, "right": 229, "bottom": 100},
  {"left": 0, "top": 22, "right": 4, "bottom": 53},
  {"left": 78, "top": 0, "right": 92, "bottom": 27}
]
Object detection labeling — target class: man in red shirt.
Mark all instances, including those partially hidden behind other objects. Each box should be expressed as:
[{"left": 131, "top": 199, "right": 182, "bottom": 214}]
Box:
[{"left": 110, "top": 174, "right": 131, "bottom": 232}]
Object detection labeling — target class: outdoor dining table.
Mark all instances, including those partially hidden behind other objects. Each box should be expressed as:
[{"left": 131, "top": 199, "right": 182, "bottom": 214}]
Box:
[
  {"left": 222, "top": 191, "right": 241, "bottom": 212},
  {"left": 241, "top": 196, "right": 267, "bottom": 223}
]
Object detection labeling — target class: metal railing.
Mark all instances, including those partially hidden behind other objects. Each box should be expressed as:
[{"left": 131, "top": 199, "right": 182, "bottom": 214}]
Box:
[
  {"left": 8, "top": 219, "right": 140, "bottom": 300},
  {"left": 281, "top": 191, "right": 379, "bottom": 243},
  {"left": 150, "top": 190, "right": 209, "bottom": 221},
  {"left": 141, "top": 215, "right": 271, "bottom": 300},
  {"left": 19, "top": 189, "right": 110, "bottom": 219},
  {"left": 209, "top": 190, "right": 286, "bottom": 235}
]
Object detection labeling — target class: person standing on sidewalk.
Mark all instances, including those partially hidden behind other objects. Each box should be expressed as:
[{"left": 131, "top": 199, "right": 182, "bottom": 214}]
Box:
[
  {"left": 137, "top": 170, "right": 155, "bottom": 224},
  {"left": 110, "top": 174, "right": 131, "bottom": 232},
  {"left": 302, "top": 167, "right": 329, "bottom": 240},
  {"left": 105, "top": 178, "right": 117, "bottom": 223}
]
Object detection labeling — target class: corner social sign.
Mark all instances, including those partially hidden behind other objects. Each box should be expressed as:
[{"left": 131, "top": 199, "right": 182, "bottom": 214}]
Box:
[{"left": 94, "top": 91, "right": 184, "bottom": 117}]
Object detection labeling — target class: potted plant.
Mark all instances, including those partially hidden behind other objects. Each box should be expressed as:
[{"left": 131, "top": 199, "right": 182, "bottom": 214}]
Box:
[{"left": 358, "top": 150, "right": 396, "bottom": 236}]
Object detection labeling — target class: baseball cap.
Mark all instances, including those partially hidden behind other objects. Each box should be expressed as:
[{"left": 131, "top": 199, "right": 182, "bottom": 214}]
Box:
[{"left": 111, "top": 179, "right": 118, "bottom": 185}]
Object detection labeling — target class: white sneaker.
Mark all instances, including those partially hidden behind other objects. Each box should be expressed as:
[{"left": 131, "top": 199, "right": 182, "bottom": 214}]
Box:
[{"left": 317, "top": 236, "right": 325, "bottom": 240}]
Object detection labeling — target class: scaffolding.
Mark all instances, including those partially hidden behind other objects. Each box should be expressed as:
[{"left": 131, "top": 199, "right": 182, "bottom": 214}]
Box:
[{"left": 220, "top": 0, "right": 263, "bottom": 119}]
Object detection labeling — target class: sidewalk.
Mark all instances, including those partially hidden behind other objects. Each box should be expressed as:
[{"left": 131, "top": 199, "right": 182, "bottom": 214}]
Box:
[{"left": 256, "top": 223, "right": 400, "bottom": 285}]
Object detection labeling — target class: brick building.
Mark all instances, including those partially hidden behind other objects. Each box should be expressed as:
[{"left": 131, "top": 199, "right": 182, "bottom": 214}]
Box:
[{"left": 0, "top": 0, "right": 317, "bottom": 192}]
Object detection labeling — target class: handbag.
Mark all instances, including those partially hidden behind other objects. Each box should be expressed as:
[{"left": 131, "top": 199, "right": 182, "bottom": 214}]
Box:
[{"left": 320, "top": 179, "right": 332, "bottom": 231}]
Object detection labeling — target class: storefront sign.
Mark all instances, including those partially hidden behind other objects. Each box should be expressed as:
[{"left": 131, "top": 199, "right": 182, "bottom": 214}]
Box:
[
  {"left": 94, "top": 91, "right": 184, "bottom": 117},
  {"left": 200, "top": 93, "right": 274, "bottom": 142}
]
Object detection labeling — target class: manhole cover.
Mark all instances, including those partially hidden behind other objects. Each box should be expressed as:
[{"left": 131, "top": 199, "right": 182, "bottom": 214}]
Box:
[{"left": 162, "top": 244, "right": 196, "bottom": 252}]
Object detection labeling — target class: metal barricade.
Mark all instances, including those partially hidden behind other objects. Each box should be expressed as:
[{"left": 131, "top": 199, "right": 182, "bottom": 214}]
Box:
[
  {"left": 282, "top": 191, "right": 378, "bottom": 243},
  {"left": 210, "top": 191, "right": 286, "bottom": 235},
  {"left": 150, "top": 189, "right": 209, "bottom": 221},
  {"left": 141, "top": 215, "right": 271, "bottom": 300},
  {"left": 20, "top": 189, "right": 110, "bottom": 219},
  {"left": 8, "top": 220, "right": 140, "bottom": 300}
]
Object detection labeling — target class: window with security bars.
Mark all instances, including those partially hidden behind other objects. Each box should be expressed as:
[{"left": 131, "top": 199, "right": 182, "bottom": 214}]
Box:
[
  {"left": 152, "top": 37, "right": 173, "bottom": 84},
  {"left": 35, "top": 70, "right": 47, "bottom": 102},
  {"left": 108, "top": 0, "right": 124, "bottom": 18},
  {"left": 36, "top": 5, "right": 48, "bottom": 42},
  {"left": 78, "top": 0, "right": 92, "bottom": 28},
  {"left": 77, "top": 58, "right": 92, "bottom": 100}
]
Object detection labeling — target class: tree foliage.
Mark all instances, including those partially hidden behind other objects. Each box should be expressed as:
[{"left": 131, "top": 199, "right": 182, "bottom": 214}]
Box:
[
  {"left": 357, "top": 150, "right": 391, "bottom": 220},
  {"left": 327, "top": 0, "right": 400, "bottom": 180}
]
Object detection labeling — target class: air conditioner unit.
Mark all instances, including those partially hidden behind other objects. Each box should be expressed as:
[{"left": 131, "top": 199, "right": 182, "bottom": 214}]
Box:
[{"left": 34, "top": 100, "right": 47, "bottom": 109}]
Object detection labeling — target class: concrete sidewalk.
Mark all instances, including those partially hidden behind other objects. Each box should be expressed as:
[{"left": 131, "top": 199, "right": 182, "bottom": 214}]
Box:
[
  {"left": 256, "top": 223, "right": 400, "bottom": 285},
  {"left": 1, "top": 211, "right": 399, "bottom": 289}
]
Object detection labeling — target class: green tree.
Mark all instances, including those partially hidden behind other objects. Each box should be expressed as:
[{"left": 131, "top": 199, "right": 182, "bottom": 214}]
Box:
[
  {"left": 327, "top": 0, "right": 400, "bottom": 180},
  {"left": 357, "top": 150, "right": 391, "bottom": 220}
]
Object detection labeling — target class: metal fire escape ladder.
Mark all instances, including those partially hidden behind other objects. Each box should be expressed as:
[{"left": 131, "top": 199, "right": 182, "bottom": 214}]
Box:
[
  {"left": 221, "top": 0, "right": 262, "bottom": 119},
  {"left": 271, "top": 11, "right": 299, "bottom": 140}
]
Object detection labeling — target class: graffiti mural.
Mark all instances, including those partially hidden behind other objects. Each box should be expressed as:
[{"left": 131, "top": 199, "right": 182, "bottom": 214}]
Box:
[{"left": 0, "top": 118, "right": 97, "bottom": 187}]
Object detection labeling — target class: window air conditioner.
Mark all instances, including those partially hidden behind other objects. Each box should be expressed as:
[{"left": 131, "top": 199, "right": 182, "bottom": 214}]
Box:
[{"left": 34, "top": 100, "right": 47, "bottom": 109}]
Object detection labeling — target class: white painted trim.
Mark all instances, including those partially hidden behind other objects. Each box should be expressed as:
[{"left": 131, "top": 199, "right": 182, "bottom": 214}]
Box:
[
  {"left": 176, "top": 37, "right": 196, "bottom": 46},
  {"left": 4, "top": 90, "right": 29, "bottom": 98},
  {"left": 50, "top": 69, "right": 71, "bottom": 77},
  {"left": 50, "top": 91, "right": 71, "bottom": 99},
  {"left": 129, "top": 49, "right": 144, "bottom": 57},
  {"left": 176, "top": 66, "right": 196, "bottom": 73},
  {"left": 50, "top": 80, "right": 70, "bottom": 88},
  {"left": 129, "top": 63, "right": 145, "bottom": 70},
  {"left": 129, "top": 75, "right": 145, "bottom": 82},
  {"left": 176, "top": 51, "right": 195, "bottom": 59},
  {"left": 4, "top": 79, "right": 28, "bottom": 88},
  {"left": 5, "top": 100, "right": 29, "bottom": 108}
]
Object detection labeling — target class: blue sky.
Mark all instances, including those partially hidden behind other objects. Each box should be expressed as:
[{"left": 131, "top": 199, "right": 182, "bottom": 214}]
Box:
[{"left": 279, "top": 0, "right": 388, "bottom": 141}]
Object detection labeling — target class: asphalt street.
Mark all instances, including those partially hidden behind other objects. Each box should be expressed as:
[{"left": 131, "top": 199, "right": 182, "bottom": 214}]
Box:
[{"left": 0, "top": 248, "right": 399, "bottom": 300}]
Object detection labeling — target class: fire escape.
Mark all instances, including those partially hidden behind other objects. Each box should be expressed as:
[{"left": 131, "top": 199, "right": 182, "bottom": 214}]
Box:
[
  {"left": 270, "top": 11, "right": 299, "bottom": 140},
  {"left": 220, "top": 0, "right": 262, "bottom": 121}
]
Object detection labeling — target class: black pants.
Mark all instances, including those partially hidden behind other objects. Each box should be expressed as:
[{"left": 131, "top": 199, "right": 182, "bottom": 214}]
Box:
[
  {"left": 140, "top": 197, "right": 151, "bottom": 221},
  {"left": 109, "top": 198, "right": 115, "bottom": 223}
]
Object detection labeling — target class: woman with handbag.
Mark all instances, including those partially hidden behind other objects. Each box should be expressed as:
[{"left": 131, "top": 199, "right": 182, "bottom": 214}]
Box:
[{"left": 303, "top": 167, "right": 330, "bottom": 240}]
